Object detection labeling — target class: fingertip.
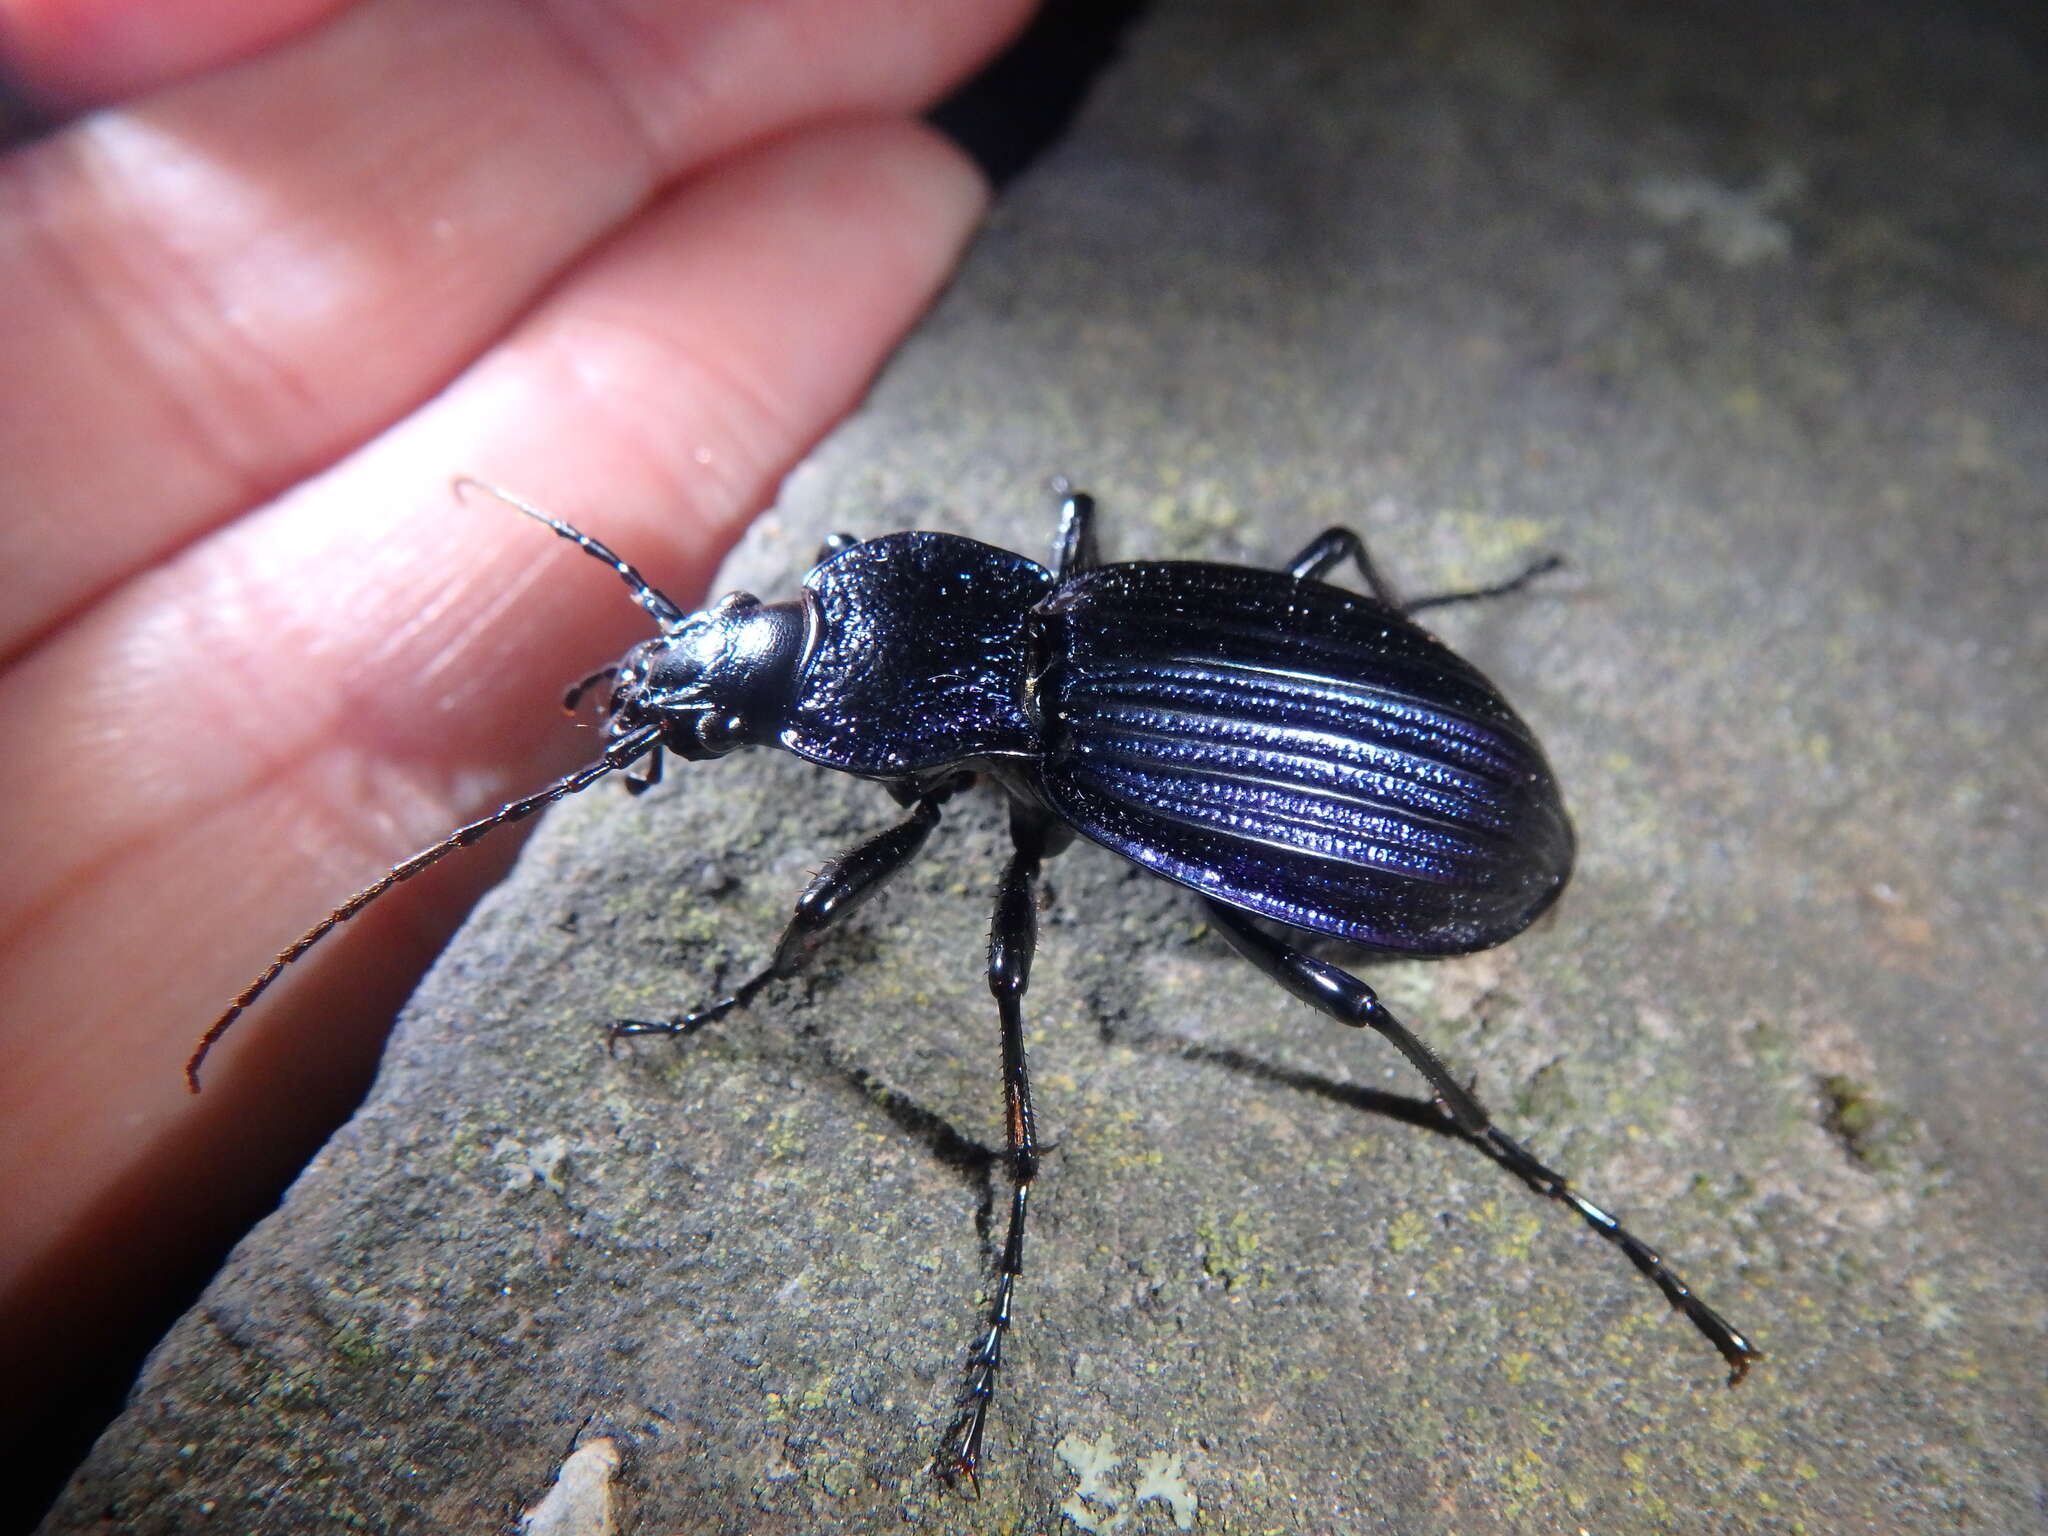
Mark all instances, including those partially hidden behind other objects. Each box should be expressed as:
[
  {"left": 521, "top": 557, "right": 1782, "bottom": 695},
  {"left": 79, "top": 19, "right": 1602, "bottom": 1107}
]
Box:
[
  {"left": 879, "top": 113, "right": 994, "bottom": 262},
  {"left": 762, "top": 115, "right": 990, "bottom": 307},
  {"left": 877, "top": 112, "right": 994, "bottom": 223}
]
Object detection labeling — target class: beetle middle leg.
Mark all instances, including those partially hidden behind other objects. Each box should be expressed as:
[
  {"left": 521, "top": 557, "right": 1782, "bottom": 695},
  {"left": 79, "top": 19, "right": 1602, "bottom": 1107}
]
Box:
[
  {"left": 1201, "top": 899, "right": 1763, "bottom": 1384},
  {"left": 1286, "top": 526, "right": 1561, "bottom": 615},
  {"left": 936, "top": 800, "right": 1055, "bottom": 1489},
  {"left": 611, "top": 776, "right": 969, "bottom": 1044}
]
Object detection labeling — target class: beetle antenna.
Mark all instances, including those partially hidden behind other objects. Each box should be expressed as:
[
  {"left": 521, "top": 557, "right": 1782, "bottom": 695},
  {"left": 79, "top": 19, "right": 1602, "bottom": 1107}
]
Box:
[
  {"left": 453, "top": 477, "right": 688, "bottom": 628},
  {"left": 186, "top": 723, "right": 665, "bottom": 1091}
]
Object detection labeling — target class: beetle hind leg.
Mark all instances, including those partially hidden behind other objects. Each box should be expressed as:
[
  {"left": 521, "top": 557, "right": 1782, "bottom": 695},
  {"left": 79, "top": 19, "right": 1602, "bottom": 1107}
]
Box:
[
  {"left": 1202, "top": 900, "right": 1763, "bottom": 1384},
  {"left": 610, "top": 779, "right": 966, "bottom": 1046},
  {"left": 1403, "top": 553, "right": 1563, "bottom": 615},
  {"left": 1285, "top": 526, "right": 1402, "bottom": 603},
  {"left": 1285, "top": 526, "right": 1561, "bottom": 616}
]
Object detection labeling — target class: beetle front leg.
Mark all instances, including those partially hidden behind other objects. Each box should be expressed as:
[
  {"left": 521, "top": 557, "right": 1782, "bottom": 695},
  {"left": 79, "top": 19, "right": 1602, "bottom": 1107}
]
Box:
[
  {"left": 1202, "top": 900, "right": 1763, "bottom": 1384},
  {"left": 937, "top": 803, "right": 1053, "bottom": 1490},
  {"left": 611, "top": 779, "right": 966, "bottom": 1045}
]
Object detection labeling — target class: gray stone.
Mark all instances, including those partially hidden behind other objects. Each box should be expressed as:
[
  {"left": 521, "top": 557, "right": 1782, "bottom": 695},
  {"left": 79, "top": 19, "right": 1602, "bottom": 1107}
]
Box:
[{"left": 47, "top": 0, "right": 2047, "bottom": 1531}]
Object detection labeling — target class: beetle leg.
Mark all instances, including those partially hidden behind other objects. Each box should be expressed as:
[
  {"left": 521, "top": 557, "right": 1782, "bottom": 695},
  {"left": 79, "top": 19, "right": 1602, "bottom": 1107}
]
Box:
[
  {"left": 1201, "top": 899, "right": 1764, "bottom": 1385},
  {"left": 1403, "top": 553, "right": 1564, "bottom": 615},
  {"left": 609, "top": 780, "right": 965, "bottom": 1046},
  {"left": 1050, "top": 485, "right": 1100, "bottom": 579},
  {"left": 1284, "top": 526, "right": 1405, "bottom": 604},
  {"left": 562, "top": 665, "right": 619, "bottom": 715},
  {"left": 623, "top": 747, "right": 664, "bottom": 796},
  {"left": 1287, "top": 528, "right": 1564, "bottom": 617},
  {"left": 937, "top": 802, "right": 1054, "bottom": 1490}
]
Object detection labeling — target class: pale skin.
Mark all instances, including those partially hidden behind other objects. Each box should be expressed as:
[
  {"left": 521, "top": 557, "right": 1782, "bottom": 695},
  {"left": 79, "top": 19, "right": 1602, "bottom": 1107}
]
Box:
[{"left": 0, "top": 0, "right": 1034, "bottom": 1443}]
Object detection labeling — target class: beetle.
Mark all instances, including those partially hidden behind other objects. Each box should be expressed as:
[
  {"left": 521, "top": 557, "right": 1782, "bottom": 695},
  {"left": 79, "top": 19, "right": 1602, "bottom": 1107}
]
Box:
[{"left": 190, "top": 480, "right": 1761, "bottom": 1486}]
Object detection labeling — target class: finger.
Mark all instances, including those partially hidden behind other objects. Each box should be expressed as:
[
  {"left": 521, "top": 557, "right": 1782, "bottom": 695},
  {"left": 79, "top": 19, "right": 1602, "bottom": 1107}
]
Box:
[
  {"left": 0, "top": 0, "right": 349, "bottom": 106},
  {"left": 0, "top": 116, "right": 986, "bottom": 1425},
  {"left": 0, "top": 0, "right": 1032, "bottom": 658}
]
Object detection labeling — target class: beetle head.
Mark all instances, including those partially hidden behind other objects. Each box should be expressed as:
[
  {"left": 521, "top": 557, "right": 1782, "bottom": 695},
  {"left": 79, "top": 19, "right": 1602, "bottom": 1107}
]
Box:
[
  {"left": 604, "top": 591, "right": 805, "bottom": 760},
  {"left": 446, "top": 479, "right": 807, "bottom": 762}
]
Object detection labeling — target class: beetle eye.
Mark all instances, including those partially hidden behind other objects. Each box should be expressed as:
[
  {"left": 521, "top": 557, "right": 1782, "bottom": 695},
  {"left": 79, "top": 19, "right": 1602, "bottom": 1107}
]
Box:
[{"left": 697, "top": 712, "right": 748, "bottom": 755}]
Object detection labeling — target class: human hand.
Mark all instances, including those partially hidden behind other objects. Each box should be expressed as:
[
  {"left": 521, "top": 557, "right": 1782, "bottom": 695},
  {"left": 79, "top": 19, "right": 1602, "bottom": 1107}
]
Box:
[{"left": 0, "top": 0, "right": 1029, "bottom": 1443}]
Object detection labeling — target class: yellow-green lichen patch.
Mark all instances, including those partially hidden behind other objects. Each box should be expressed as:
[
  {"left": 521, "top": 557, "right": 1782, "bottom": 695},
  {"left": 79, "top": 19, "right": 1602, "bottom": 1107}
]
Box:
[
  {"left": 1194, "top": 1209, "right": 1272, "bottom": 1290},
  {"left": 1386, "top": 1208, "right": 1432, "bottom": 1254},
  {"left": 1817, "top": 1073, "right": 1915, "bottom": 1173}
]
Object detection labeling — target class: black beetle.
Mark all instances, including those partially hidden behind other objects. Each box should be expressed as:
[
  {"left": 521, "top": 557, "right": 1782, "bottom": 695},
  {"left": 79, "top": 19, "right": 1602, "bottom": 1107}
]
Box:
[{"left": 191, "top": 480, "right": 1761, "bottom": 1485}]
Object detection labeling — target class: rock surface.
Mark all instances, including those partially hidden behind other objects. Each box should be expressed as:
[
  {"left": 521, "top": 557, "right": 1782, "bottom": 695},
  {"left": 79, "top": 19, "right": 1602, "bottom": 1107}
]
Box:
[{"left": 48, "top": 0, "right": 2046, "bottom": 1531}]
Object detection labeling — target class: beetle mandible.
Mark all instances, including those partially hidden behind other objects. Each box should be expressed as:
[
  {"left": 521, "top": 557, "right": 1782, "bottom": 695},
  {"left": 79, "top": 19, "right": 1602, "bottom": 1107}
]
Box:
[{"left": 190, "top": 479, "right": 1761, "bottom": 1486}]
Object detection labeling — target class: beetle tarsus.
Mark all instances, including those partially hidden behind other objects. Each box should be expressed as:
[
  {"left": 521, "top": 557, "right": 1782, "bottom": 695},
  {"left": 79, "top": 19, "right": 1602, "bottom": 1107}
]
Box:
[
  {"left": 1468, "top": 1121, "right": 1765, "bottom": 1381},
  {"left": 1404, "top": 552, "right": 1565, "bottom": 615}
]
